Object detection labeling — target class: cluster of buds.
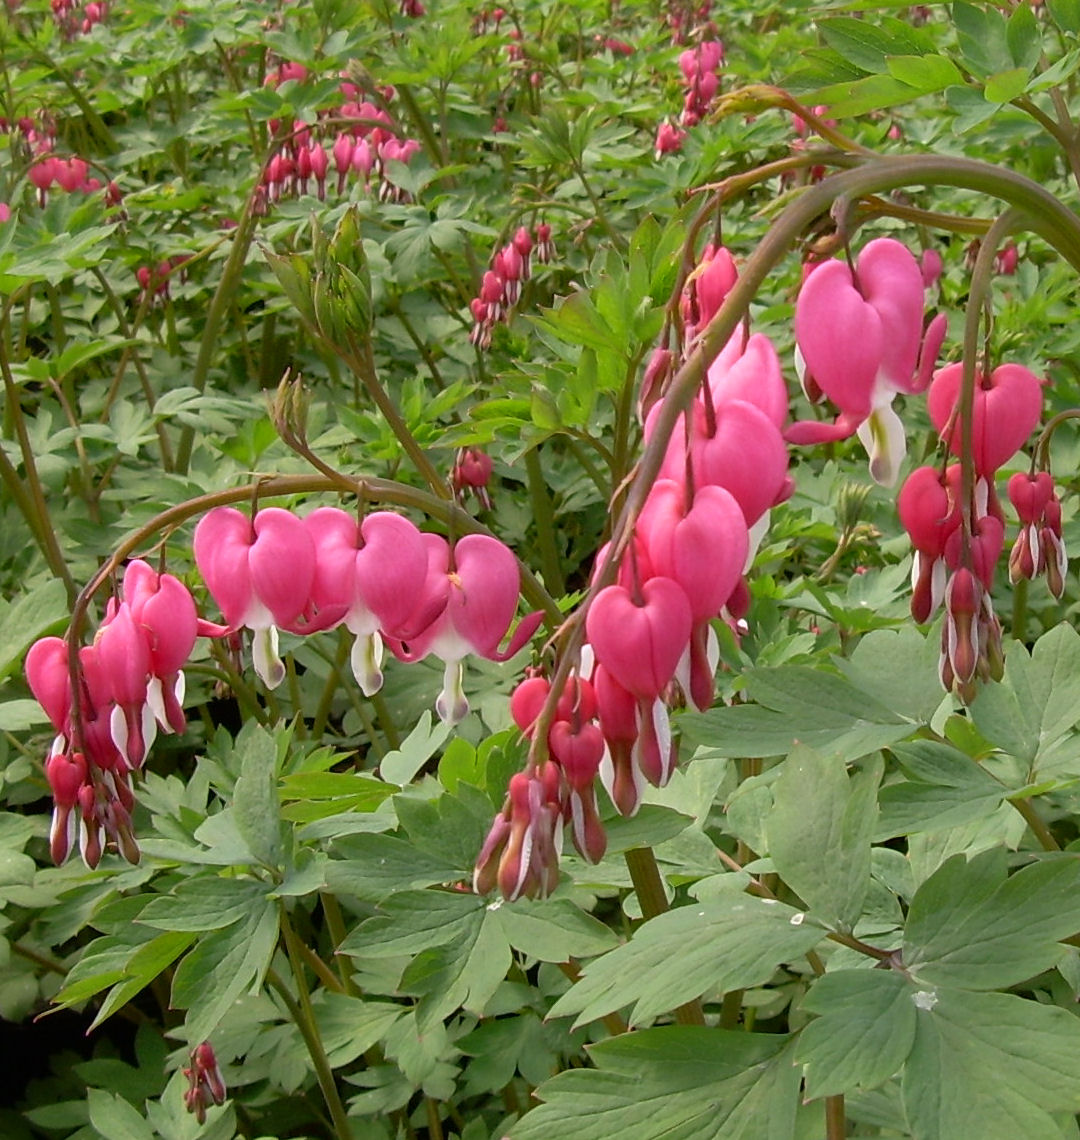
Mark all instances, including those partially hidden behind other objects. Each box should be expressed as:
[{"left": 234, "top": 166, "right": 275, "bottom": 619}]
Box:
[
  {"left": 51, "top": 0, "right": 106, "bottom": 38},
  {"left": 255, "top": 66, "right": 423, "bottom": 213},
  {"left": 1008, "top": 471, "right": 1067, "bottom": 597},
  {"left": 663, "top": 0, "right": 714, "bottom": 45},
  {"left": 678, "top": 40, "right": 723, "bottom": 127},
  {"left": 469, "top": 224, "right": 554, "bottom": 349},
  {"left": 472, "top": 7, "right": 507, "bottom": 34},
  {"left": 452, "top": 447, "right": 494, "bottom": 510},
  {"left": 26, "top": 561, "right": 222, "bottom": 867},
  {"left": 183, "top": 1042, "right": 227, "bottom": 1124},
  {"left": 135, "top": 255, "right": 190, "bottom": 304},
  {"left": 194, "top": 505, "right": 540, "bottom": 725}
]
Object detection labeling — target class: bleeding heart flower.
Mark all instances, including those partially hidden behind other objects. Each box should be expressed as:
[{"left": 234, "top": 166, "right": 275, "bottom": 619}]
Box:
[
  {"left": 194, "top": 506, "right": 316, "bottom": 688},
  {"left": 304, "top": 508, "right": 428, "bottom": 694},
  {"left": 789, "top": 237, "right": 946, "bottom": 486},
  {"left": 585, "top": 576, "right": 692, "bottom": 700},
  {"left": 927, "top": 362, "right": 1043, "bottom": 477},
  {"left": 389, "top": 534, "right": 541, "bottom": 724}
]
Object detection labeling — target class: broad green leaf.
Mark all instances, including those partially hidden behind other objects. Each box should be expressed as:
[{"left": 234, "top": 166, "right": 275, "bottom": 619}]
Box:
[
  {"left": 312, "top": 993, "right": 404, "bottom": 1067},
  {"left": 171, "top": 900, "right": 278, "bottom": 1042},
  {"left": 324, "top": 833, "right": 460, "bottom": 902},
  {"left": 971, "top": 625, "right": 1080, "bottom": 777},
  {"left": 796, "top": 970, "right": 916, "bottom": 1098},
  {"left": 510, "top": 1028, "right": 798, "bottom": 1140},
  {"left": 86, "top": 1089, "right": 153, "bottom": 1140},
  {"left": 904, "top": 850, "right": 1080, "bottom": 988},
  {"left": 340, "top": 890, "right": 485, "bottom": 958},
  {"left": 903, "top": 988, "right": 1080, "bottom": 1140},
  {"left": 490, "top": 896, "right": 619, "bottom": 961},
  {"left": 953, "top": 1, "right": 1013, "bottom": 77},
  {"left": 548, "top": 888, "right": 825, "bottom": 1028},
  {"left": 0, "top": 579, "right": 68, "bottom": 681},
  {"left": 139, "top": 877, "right": 270, "bottom": 932},
  {"left": 767, "top": 746, "right": 879, "bottom": 930},
  {"left": 1049, "top": 0, "right": 1080, "bottom": 34},
  {"left": 809, "top": 73, "right": 921, "bottom": 117},
  {"left": 984, "top": 67, "right": 1032, "bottom": 103},
  {"left": 818, "top": 17, "right": 931, "bottom": 73},
  {"left": 90, "top": 930, "right": 197, "bottom": 1030},
  {"left": 0, "top": 700, "right": 50, "bottom": 731},
  {"left": 886, "top": 54, "right": 962, "bottom": 93},
  {"left": 379, "top": 712, "right": 452, "bottom": 786},
  {"left": 1007, "top": 2, "right": 1042, "bottom": 70},
  {"left": 232, "top": 724, "right": 283, "bottom": 868},
  {"left": 686, "top": 665, "right": 910, "bottom": 759},
  {"left": 401, "top": 908, "right": 510, "bottom": 1030},
  {"left": 876, "top": 741, "right": 1007, "bottom": 837}
]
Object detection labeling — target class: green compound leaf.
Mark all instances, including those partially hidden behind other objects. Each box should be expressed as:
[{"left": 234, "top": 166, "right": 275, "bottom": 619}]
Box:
[
  {"left": 796, "top": 969, "right": 916, "bottom": 1099},
  {"left": 904, "top": 849, "right": 1080, "bottom": 989},
  {"left": 903, "top": 988, "right": 1080, "bottom": 1140},
  {"left": 510, "top": 1027, "right": 799, "bottom": 1140},
  {"left": 767, "top": 745, "right": 879, "bottom": 930},
  {"left": 548, "top": 885, "right": 825, "bottom": 1029}
]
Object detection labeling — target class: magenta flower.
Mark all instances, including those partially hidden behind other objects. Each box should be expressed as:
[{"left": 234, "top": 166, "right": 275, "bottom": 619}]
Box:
[
  {"left": 789, "top": 237, "right": 946, "bottom": 486},
  {"left": 927, "top": 362, "right": 1043, "bottom": 478},
  {"left": 304, "top": 508, "right": 429, "bottom": 695},
  {"left": 388, "top": 534, "right": 541, "bottom": 724},
  {"left": 193, "top": 506, "right": 316, "bottom": 688}
]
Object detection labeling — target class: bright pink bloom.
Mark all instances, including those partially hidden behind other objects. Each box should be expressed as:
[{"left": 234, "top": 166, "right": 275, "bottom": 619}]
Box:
[
  {"left": 193, "top": 506, "right": 316, "bottom": 688},
  {"left": 388, "top": 534, "right": 541, "bottom": 724},
  {"left": 789, "top": 237, "right": 947, "bottom": 486},
  {"left": 655, "top": 121, "right": 685, "bottom": 158},
  {"left": 304, "top": 508, "right": 428, "bottom": 694},
  {"left": 927, "top": 362, "right": 1043, "bottom": 478}
]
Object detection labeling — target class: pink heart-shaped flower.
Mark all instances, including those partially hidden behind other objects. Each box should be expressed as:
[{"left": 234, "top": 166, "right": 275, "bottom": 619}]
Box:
[
  {"left": 928, "top": 362, "right": 1043, "bottom": 476},
  {"left": 585, "top": 577, "right": 692, "bottom": 699}
]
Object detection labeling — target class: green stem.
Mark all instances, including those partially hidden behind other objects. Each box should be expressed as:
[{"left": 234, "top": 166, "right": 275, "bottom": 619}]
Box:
[
  {"left": 278, "top": 906, "right": 355, "bottom": 1140},
  {"left": 825, "top": 1094, "right": 846, "bottom": 1140},
  {"left": 624, "top": 847, "right": 706, "bottom": 1026},
  {"left": 320, "top": 891, "right": 358, "bottom": 996},
  {"left": 345, "top": 334, "right": 448, "bottom": 498},
  {"left": 524, "top": 446, "right": 565, "bottom": 596},
  {"left": 0, "top": 316, "right": 77, "bottom": 604},
  {"left": 174, "top": 185, "right": 263, "bottom": 473},
  {"left": 1011, "top": 577, "right": 1029, "bottom": 644},
  {"left": 1009, "top": 794, "right": 1061, "bottom": 851}
]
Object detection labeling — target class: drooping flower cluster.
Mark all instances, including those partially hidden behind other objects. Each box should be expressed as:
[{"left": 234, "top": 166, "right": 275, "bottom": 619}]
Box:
[
  {"left": 193, "top": 506, "right": 540, "bottom": 725},
  {"left": 476, "top": 248, "right": 796, "bottom": 899},
  {"left": 50, "top": 0, "right": 106, "bottom": 38},
  {"left": 469, "top": 224, "right": 554, "bottom": 349},
  {"left": 254, "top": 66, "right": 423, "bottom": 213},
  {"left": 474, "top": 672, "right": 607, "bottom": 898},
  {"left": 182, "top": 1042, "right": 227, "bottom": 1125},
  {"left": 26, "top": 561, "right": 220, "bottom": 867},
  {"left": 678, "top": 40, "right": 723, "bottom": 127},
  {"left": 898, "top": 359, "right": 1045, "bottom": 699}
]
